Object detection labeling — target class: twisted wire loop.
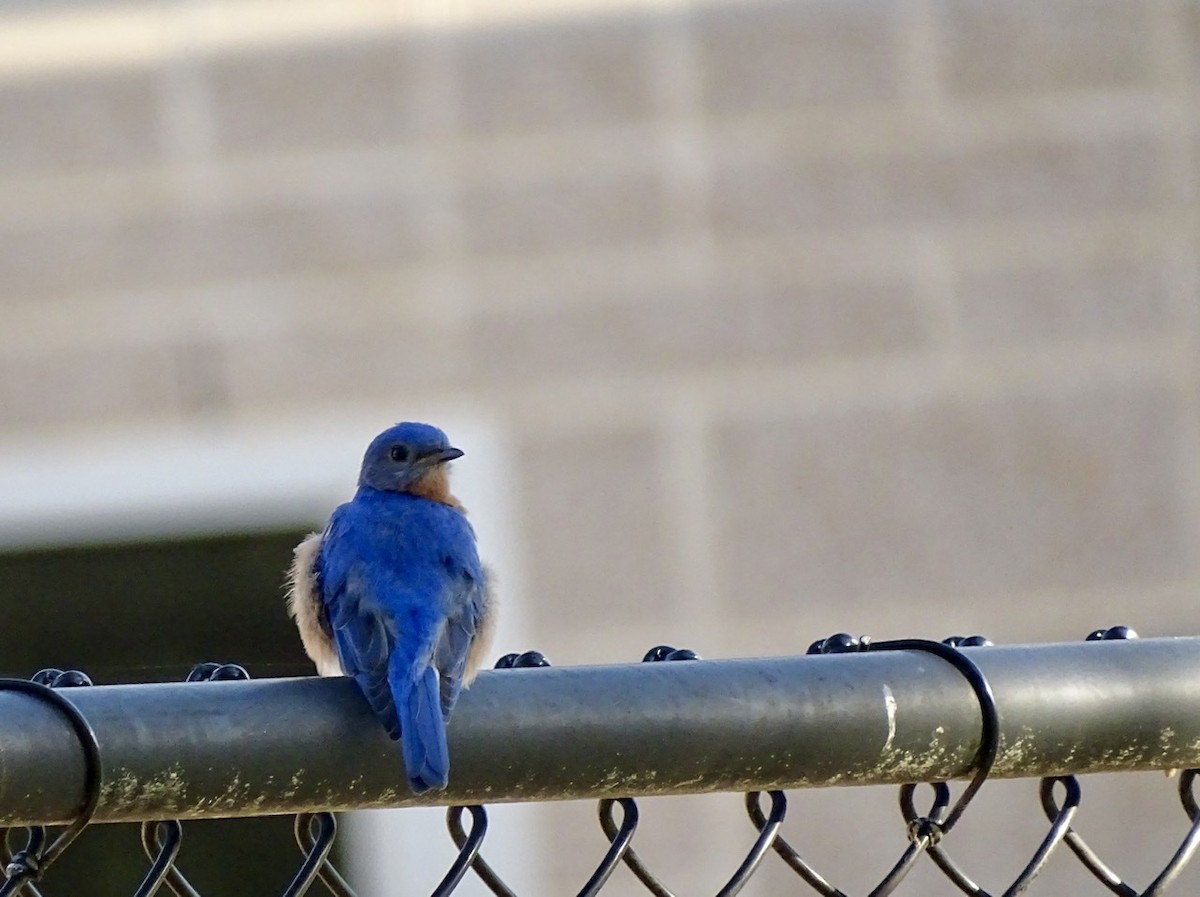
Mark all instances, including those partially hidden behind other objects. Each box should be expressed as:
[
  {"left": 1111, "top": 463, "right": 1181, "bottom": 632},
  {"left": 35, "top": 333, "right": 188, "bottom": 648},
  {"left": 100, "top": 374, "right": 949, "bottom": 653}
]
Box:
[
  {"left": 282, "top": 814, "right": 343, "bottom": 897},
  {"left": 492, "top": 651, "right": 552, "bottom": 670},
  {"left": 0, "top": 670, "right": 102, "bottom": 897},
  {"left": 440, "top": 805, "right": 515, "bottom": 897},
  {"left": 1159, "top": 770, "right": 1200, "bottom": 896},
  {"left": 714, "top": 789, "right": 786, "bottom": 897},
  {"left": 594, "top": 791, "right": 786, "bottom": 897},
  {"left": 744, "top": 791, "right": 848, "bottom": 897},
  {"left": 136, "top": 821, "right": 197, "bottom": 897},
  {"left": 883, "top": 638, "right": 996, "bottom": 897},
  {"left": 582, "top": 799, "right": 638, "bottom": 897},
  {"left": 899, "top": 785, "right": 973, "bottom": 894},
  {"left": 641, "top": 646, "right": 700, "bottom": 663},
  {"left": 0, "top": 831, "right": 45, "bottom": 897},
  {"left": 184, "top": 662, "right": 251, "bottom": 684},
  {"left": 896, "top": 779, "right": 1077, "bottom": 897},
  {"left": 597, "top": 798, "right": 671, "bottom": 897},
  {"left": 292, "top": 814, "right": 356, "bottom": 897},
  {"left": 805, "top": 634, "right": 1001, "bottom": 897}
]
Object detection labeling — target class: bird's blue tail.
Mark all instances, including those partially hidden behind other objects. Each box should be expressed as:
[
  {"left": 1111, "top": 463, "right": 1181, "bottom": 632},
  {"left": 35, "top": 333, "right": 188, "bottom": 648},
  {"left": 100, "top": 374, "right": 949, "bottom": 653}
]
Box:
[{"left": 392, "top": 663, "right": 450, "bottom": 793}]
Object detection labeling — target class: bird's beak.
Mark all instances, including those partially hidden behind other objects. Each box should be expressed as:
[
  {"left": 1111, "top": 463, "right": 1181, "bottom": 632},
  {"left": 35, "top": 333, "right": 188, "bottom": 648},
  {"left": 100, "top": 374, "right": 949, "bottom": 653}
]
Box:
[{"left": 424, "top": 446, "right": 464, "bottom": 465}]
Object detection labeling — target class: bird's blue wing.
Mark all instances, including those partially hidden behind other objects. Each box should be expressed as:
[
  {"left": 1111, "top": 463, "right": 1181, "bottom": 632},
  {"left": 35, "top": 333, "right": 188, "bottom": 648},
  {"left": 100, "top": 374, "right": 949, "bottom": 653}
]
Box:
[
  {"left": 319, "top": 507, "right": 402, "bottom": 740},
  {"left": 433, "top": 558, "right": 491, "bottom": 719}
]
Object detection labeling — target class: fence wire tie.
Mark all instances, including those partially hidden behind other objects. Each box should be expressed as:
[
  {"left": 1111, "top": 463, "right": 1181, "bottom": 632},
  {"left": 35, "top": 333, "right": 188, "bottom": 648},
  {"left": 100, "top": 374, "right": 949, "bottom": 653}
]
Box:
[
  {"left": 804, "top": 633, "right": 1000, "bottom": 897},
  {"left": 0, "top": 669, "right": 102, "bottom": 897}
]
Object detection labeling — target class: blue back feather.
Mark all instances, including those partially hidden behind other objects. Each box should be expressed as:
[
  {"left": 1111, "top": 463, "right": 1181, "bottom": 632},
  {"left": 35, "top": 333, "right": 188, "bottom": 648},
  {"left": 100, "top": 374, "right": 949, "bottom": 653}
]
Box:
[{"left": 318, "top": 487, "right": 483, "bottom": 791}]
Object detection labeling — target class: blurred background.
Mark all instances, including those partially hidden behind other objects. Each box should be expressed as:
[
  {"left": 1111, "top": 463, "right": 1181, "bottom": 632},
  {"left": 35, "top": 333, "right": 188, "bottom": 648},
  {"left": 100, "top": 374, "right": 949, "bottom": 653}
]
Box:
[{"left": 0, "top": 0, "right": 1198, "bottom": 894}]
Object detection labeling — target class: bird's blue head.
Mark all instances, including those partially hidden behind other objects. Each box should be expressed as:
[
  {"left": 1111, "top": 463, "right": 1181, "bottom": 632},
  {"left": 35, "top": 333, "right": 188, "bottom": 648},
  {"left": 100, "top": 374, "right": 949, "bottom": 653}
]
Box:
[{"left": 358, "top": 422, "right": 464, "bottom": 496}]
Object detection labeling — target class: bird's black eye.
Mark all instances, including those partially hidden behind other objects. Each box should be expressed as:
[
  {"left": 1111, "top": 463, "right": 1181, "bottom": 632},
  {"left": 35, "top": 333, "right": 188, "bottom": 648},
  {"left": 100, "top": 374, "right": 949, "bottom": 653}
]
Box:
[{"left": 389, "top": 445, "right": 411, "bottom": 463}]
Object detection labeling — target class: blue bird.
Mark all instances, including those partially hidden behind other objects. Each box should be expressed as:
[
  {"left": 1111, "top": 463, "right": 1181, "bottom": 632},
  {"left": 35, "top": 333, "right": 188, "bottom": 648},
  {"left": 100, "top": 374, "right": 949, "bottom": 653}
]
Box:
[{"left": 287, "top": 422, "right": 496, "bottom": 792}]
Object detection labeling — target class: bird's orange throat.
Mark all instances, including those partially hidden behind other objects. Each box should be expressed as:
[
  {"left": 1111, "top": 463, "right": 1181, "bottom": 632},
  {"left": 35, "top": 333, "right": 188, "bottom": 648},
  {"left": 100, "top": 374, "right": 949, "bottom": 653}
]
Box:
[{"left": 408, "top": 466, "right": 466, "bottom": 511}]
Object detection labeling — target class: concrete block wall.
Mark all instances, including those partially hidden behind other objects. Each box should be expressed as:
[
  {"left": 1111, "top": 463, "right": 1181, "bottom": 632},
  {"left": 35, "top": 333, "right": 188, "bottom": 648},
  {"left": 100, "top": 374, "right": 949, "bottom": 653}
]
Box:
[{"left": 1, "top": 0, "right": 1199, "bottom": 891}]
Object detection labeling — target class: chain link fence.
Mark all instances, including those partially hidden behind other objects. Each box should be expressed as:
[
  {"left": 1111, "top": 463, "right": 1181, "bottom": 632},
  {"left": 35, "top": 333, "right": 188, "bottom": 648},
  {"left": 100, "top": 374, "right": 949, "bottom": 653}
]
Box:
[{"left": 2, "top": 628, "right": 1198, "bottom": 896}]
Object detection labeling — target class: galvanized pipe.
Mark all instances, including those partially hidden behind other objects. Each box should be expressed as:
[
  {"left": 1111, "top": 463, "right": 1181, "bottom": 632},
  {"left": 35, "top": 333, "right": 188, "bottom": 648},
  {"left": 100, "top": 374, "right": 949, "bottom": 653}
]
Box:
[{"left": 1, "top": 638, "right": 1198, "bottom": 826}]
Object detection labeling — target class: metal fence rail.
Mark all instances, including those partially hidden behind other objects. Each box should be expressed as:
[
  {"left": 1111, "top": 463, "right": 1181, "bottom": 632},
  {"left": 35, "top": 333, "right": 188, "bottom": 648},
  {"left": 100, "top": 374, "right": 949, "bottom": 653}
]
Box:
[{"left": 2, "top": 633, "right": 1200, "bottom": 895}]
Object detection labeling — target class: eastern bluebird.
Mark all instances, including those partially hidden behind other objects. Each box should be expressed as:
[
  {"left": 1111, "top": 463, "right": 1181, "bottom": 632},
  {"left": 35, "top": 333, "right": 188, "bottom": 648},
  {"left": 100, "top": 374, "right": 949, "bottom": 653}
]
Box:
[{"left": 287, "top": 422, "right": 496, "bottom": 793}]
